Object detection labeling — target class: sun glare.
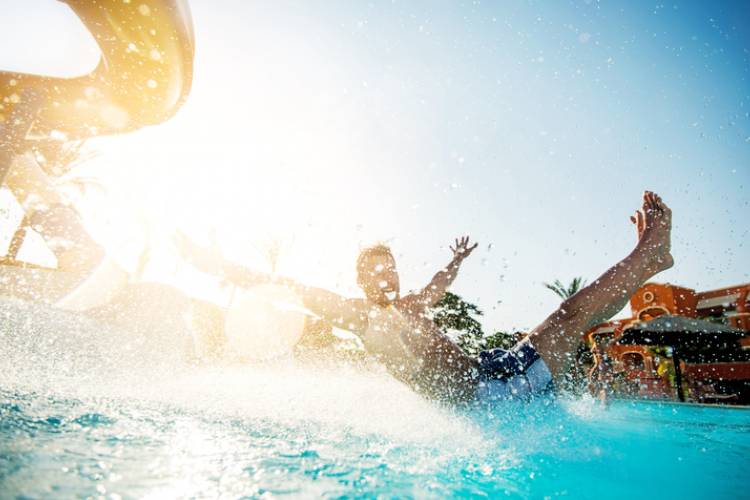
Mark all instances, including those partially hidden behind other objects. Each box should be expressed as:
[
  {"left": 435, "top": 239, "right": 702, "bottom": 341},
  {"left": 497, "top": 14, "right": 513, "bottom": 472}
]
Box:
[
  {"left": 0, "top": 0, "right": 442, "bottom": 312},
  {"left": 74, "top": 72, "right": 367, "bottom": 305}
]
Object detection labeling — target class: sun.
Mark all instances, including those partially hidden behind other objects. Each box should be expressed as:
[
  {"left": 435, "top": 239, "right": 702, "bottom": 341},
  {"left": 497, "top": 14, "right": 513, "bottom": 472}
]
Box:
[{"left": 69, "top": 107, "right": 363, "bottom": 305}]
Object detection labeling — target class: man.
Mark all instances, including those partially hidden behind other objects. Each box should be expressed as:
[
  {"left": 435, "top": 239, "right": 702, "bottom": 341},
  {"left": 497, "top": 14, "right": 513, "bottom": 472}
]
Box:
[{"left": 178, "top": 191, "right": 673, "bottom": 405}]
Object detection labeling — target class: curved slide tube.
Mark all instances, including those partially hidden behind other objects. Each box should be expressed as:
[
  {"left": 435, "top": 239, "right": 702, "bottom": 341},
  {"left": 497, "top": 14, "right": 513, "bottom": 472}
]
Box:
[
  {"left": 3, "top": 152, "right": 128, "bottom": 311},
  {"left": 0, "top": 0, "right": 194, "bottom": 144},
  {"left": 0, "top": 1, "right": 194, "bottom": 310}
]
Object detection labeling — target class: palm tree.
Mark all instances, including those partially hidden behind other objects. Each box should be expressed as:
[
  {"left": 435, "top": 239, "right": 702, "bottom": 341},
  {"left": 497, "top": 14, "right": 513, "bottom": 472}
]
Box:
[{"left": 543, "top": 277, "right": 587, "bottom": 300}]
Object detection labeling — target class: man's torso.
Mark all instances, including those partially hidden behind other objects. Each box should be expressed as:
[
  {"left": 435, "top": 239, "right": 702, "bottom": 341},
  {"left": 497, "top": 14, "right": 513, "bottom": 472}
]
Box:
[{"left": 350, "top": 297, "right": 480, "bottom": 403}]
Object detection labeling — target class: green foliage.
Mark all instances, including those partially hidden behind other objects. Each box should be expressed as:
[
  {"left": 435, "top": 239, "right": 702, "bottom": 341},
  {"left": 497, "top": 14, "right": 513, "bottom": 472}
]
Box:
[
  {"left": 430, "top": 291, "right": 484, "bottom": 354},
  {"left": 482, "top": 330, "right": 519, "bottom": 351},
  {"left": 429, "top": 292, "right": 519, "bottom": 355},
  {"left": 543, "top": 277, "right": 587, "bottom": 300}
]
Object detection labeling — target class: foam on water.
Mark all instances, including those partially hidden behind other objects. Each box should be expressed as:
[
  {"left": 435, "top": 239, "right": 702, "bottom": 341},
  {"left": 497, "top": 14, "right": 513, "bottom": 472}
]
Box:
[{"left": 0, "top": 298, "right": 485, "bottom": 449}]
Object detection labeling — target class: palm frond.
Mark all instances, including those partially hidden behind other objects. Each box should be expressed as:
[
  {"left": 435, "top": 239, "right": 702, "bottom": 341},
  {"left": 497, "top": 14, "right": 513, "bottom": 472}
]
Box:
[
  {"left": 543, "top": 279, "right": 568, "bottom": 299},
  {"left": 544, "top": 277, "right": 587, "bottom": 300}
]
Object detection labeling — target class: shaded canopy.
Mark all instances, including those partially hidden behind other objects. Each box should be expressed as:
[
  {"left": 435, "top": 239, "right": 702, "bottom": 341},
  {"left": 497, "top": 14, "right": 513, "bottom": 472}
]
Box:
[{"left": 617, "top": 315, "right": 746, "bottom": 351}]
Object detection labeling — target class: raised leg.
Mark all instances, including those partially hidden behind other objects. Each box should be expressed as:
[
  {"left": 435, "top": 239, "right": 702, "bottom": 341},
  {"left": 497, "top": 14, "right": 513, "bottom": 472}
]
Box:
[{"left": 528, "top": 191, "right": 674, "bottom": 380}]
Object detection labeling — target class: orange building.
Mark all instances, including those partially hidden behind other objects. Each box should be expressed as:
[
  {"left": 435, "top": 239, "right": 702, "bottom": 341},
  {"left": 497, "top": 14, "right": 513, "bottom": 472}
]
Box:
[{"left": 585, "top": 282, "right": 750, "bottom": 404}]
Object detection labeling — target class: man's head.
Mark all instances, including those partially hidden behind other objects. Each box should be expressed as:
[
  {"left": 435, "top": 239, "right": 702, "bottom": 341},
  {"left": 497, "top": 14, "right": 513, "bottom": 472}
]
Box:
[{"left": 356, "top": 244, "right": 400, "bottom": 306}]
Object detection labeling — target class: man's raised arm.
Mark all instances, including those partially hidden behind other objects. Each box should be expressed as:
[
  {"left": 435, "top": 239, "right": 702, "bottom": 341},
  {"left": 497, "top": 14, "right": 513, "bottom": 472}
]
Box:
[
  {"left": 409, "top": 236, "right": 478, "bottom": 308},
  {"left": 175, "top": 232, "right": 367, "bottom": 332}
]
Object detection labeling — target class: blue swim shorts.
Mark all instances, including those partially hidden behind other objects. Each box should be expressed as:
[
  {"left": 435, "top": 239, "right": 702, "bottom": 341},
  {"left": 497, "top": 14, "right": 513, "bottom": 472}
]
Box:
[{"left": 475, "top": 341, "right": 554, "bottom": 402}]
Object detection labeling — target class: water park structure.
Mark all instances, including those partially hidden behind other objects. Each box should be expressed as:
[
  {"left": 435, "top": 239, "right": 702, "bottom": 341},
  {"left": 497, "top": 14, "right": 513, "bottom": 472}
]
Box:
[
  {"left": 586, "top": 282, "right": 750, "bottom": 404},
  {"left": 0, "top": 0, "right": 194, "bottom": 311}
]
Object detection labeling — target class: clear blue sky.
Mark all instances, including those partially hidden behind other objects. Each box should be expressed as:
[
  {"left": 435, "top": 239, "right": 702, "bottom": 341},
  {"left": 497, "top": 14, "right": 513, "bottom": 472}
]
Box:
[{"left": 1, "top": 0, "right": 748, "bottom": 333}]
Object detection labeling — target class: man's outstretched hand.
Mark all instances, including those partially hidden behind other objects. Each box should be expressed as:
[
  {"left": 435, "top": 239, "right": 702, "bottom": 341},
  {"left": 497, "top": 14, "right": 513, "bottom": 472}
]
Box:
[
  {"left": 174, "top": 231, "right": 223, "bottom": 275},
  {"left": 450, "top": 236, "right": 478, "bottom": 261}
]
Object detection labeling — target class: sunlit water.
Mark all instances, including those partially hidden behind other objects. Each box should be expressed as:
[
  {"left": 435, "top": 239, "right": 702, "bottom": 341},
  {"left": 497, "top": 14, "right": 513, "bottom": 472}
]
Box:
[{"left": 1, "top": 298, "right": 748, "bottom": 499}]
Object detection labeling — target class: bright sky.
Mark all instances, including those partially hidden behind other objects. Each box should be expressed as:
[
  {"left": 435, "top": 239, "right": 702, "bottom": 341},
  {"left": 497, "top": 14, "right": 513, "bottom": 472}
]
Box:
[{"left": 1, "top": 0, "right": 748, "bottom": 333}]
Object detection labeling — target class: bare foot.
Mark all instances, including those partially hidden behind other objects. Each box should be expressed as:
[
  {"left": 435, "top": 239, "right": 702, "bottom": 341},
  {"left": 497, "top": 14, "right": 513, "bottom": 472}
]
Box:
[{"left": 631, "top": 191, "right": 674, "bottom": 272}]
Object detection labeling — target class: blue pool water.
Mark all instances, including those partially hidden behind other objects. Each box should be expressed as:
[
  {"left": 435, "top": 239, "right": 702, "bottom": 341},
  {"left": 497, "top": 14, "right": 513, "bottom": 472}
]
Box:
[{"left": 1, "top": 299, "right": 749, "bottom": 498}]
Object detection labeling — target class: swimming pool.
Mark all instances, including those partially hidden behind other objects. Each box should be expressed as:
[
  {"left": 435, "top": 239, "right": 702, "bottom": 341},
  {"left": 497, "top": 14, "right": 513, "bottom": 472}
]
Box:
[{"left": 1, "top": 300, "right": 748, "bottom": 499}]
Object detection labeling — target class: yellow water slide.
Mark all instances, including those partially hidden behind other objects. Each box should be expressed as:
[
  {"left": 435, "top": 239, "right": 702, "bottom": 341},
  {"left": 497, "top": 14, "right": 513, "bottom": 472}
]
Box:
[
  {"left": 0, "top": 0, "right": 194, "bottom": 143},
  {"left": 0, "top": 0, "right": 195, "bottom": 309}
]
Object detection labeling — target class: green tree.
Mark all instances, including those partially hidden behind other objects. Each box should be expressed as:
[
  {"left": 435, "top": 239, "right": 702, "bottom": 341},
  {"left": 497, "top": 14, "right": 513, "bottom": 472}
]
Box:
[
  {"left": 482, "top": 330, "right": 519, "bottom": 351},
  {"left": 430, "top": 293, "right": 525, "bottom": 355},
  {"left": 429, "top": 291, "right": 485, "bottom": 355},
  {"left": 543, "top": 277, "right": 587, "bottom": 300}
]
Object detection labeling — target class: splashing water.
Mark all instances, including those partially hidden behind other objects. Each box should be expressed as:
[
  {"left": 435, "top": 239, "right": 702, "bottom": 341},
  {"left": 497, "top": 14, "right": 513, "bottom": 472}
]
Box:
[{"left": 1, "top": 298, "right": 748, "bottom": 498}]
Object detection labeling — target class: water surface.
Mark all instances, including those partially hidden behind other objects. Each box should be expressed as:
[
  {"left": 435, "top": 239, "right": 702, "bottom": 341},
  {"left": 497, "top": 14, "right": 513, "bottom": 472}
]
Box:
[{"left": 1, "top": 299, "right": 748, "bottom": 498}]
